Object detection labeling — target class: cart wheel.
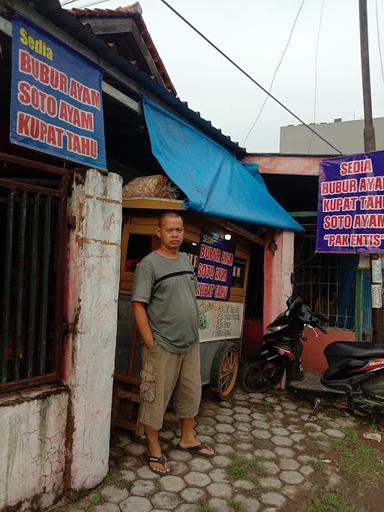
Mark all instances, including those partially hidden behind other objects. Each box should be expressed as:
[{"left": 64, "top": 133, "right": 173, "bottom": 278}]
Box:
[{"left": 210, "top": 342, "right": 239, "bottom": 400}]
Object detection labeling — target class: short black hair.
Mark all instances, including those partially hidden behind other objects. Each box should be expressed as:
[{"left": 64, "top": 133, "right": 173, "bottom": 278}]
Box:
[{"left": 158, "top": 211, "right": 183, "bottom": 227}]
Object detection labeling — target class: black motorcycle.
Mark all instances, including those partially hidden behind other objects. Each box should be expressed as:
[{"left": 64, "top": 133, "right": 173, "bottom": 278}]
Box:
[{"left": 240, "top": 295, "right": 384, "bottom": 416}]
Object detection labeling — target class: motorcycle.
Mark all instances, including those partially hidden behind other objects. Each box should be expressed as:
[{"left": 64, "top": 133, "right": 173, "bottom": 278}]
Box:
[{"left": 240, "top": 295, "right": 384, "bottom": 417}]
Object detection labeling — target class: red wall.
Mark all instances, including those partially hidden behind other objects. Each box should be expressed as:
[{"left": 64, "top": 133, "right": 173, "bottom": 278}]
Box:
[{"left": 301, "top": 327, "right": 355, "bottom": 373}]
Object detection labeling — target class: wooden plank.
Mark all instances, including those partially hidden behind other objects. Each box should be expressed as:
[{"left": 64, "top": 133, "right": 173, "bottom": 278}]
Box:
[
  {"left": 183, "top": 221, "right": 201, "bottom": 236},
  {"left": 123, "top": 198, "right": 185, "bottom": 210},
  {"left": 102, "top": 82, "right": 140, "bottom": 113},
  {"left": 290, "top": 211, "right": 317, "bottom": 218},
  {"left": 130, "top": 216, "right": 159, "bottom": 226},
  {"left": 114, "top": 418, "right": 138, "bottom": 431},
  {"left": 209, "top": 216, "right": 265, "bottom": 246},
  {"left": 228, "top": 293, "right": 244, "bottom": 303},
  {"left": 127, "top": 224, "right": 158, "bottom": 235},
  {"left": 114, "top": 374, "right": 141, "bottom": 386},
  {"left": 0, "top": 15, "right": 12, "bottom": 36},
  {"left": 120, "top": 218, "right": 131, "bottom": 275},
  {"left": 235, "top": 246, "right": 250, "bottom": 259},
  {"left": 242, "top": 255, "right": 250, "bottom": 299},
  {"left": 115, "top": 389, "right": 140, "bottom": 402},
  {"left": 81, "top": 18, "right": 166, "bottom": 87},
  {"left": 184, "top": 231, "right": 200, "bottom": 244},
  {"left": 120, "top": 273, "right": 134, "bottom": 292}
]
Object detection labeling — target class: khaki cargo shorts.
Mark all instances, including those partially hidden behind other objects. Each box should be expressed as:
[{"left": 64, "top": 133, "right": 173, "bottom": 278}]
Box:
[{"left": 139, "top": 341, "right": 201, "bottom": 431}]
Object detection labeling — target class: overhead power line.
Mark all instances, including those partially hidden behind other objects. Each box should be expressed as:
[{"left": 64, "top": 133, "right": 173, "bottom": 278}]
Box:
[
  {"left": 159, "top": 0, "right": 342, "bottom": 154},
  {"left": 307, "top": 0, "right": 325, "bottom": 153},
  {"left": 61, "top": 0, "right": 114, "bottom": 7},
  {"left": 375, "top": 0, "right": 384, "bottom": 88},
  {"left": 61, "top": 0, "right": 84, "bottom": 6},
  {"left": 243, "top": 0, "right": 305, "bottom": 146}
]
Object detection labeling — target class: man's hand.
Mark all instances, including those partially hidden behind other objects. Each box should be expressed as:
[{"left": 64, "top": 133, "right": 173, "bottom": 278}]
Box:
[
  {"left": 132, "top": 301, "right": 155, "bottom": 349},
  {"left": 144, "top": 339, "right": 155, "bottom": 350}
]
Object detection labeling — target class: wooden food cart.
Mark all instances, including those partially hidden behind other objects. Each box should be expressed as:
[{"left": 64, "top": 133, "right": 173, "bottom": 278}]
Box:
[{"left": 112, "top": 197, "right": 264, "bottom": 433}]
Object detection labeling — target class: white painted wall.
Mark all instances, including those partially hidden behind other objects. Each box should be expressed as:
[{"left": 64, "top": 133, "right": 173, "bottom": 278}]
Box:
[
  {"left": 65, "top": 169, "right": 122, "bottom": 490},
  {"left": 0, "top": 389, "right": 68, "bottom": 511}
]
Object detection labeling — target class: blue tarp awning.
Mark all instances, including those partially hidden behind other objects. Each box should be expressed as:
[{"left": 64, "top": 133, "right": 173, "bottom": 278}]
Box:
[{"left": 143, "top": 97, "right": 303, "bottom": 232}]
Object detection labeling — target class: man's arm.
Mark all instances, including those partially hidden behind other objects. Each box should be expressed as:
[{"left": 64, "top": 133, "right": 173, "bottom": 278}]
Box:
[{"left": 132, "top": 301, "right": 155, "bottom": 349}]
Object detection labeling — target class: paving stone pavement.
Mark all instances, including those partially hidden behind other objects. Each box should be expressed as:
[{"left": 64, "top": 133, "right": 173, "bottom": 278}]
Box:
[{"left": 50, "top": 388, "right": 357, "bottom": 512}]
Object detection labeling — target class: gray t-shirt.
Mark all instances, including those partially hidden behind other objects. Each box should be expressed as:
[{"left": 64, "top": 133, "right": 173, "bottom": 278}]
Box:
[{"left": 131, "top": 251, "right": 199, "bottom": 353}]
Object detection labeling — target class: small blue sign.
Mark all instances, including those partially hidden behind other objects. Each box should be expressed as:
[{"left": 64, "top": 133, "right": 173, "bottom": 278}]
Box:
[
  {"left": 196, "top": 232, "right": 234, "bottom": 301},
  {"left": 316, "top": 151, "right": 384, "bottom": 253},
  {"left": 10, "top": 16, "right": 106, "bottom": 170}
]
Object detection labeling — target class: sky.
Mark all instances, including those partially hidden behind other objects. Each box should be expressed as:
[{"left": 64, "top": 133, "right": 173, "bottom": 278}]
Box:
[{"left": 61, "top": 0, "right": 384, "bottom": 153}]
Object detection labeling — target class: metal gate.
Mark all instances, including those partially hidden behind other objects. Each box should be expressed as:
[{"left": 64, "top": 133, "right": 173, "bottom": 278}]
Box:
[{"left": 0, "top": 153, "right": 69, "bottom": 393}]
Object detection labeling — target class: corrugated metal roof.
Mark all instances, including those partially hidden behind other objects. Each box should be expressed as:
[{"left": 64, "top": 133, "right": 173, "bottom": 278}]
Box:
[
  {"left": 70, "top": 2, "right": 176, "bottom": 96},
  {"left": 70, "top": 4, "right": 142, "bottom": 18}
]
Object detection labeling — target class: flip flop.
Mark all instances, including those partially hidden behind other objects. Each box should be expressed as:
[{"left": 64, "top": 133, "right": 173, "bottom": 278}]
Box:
[
  {"left": 176, "top": 443, "right": 215, "bottom": 458},
  {"left": 144, "top": 454, "right": 172, "bottom": 475}
]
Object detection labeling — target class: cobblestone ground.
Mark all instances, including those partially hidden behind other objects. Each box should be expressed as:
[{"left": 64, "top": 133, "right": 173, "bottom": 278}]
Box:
[{"left": 51, "top": 388, "right": 362, "bottom": 512}]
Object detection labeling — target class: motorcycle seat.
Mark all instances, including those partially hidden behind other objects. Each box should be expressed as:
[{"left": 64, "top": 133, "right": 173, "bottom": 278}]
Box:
[{"left": 325, "top": 341, "right": 384, "bottom": 359}]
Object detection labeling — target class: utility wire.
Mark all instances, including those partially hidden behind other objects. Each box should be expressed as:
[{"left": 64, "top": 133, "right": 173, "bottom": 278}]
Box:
[
  {"left": 243, "top": 0, "right": 305, "bottom": 146},
  {"left": 62, "top": 0, "right": 342, "bottom": 154},
  {"left": 307, "top": 0, "right": 325, "bottom": 153},
  {"left": 61, "top": 0, "right": 84, "bottom": 6},
  {"left": 375, "top": 0, "right": 384, "bottom": 88},
  {"left": 61, "top": 0, "right": 113, "bottom": 7},
  {"left": 159, "top": 0, "right": 342, "bottom": 154}
]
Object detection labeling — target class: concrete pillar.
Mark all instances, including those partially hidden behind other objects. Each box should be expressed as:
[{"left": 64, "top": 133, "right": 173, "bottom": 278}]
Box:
[
  {"left": 263, "top": 229, "right": 294, "bottom": 330},
  {"left": 64, "top": 169, "right": 122, "bottom": 491}
]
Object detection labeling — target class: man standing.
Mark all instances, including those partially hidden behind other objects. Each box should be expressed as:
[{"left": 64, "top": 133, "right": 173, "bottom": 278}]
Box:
[{"left": 132, "top": 211, "right": 214, "bottom": 475}]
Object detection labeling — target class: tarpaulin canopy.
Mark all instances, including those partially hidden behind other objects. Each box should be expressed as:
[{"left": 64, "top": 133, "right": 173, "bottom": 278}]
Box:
[{"left": 143, "top": 97, "right": 303, "bottom": 232}]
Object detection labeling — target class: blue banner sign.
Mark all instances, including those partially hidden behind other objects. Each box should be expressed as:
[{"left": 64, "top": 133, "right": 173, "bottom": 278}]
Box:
[
  {"left": 196, "top": 232, "right": 234, "bottom": 301},
  {"left": 316, "top": 151, "right": 384, "bottom": 253},
  {"left": 10, "top": 16, "right": 106, "bottom": 170}
]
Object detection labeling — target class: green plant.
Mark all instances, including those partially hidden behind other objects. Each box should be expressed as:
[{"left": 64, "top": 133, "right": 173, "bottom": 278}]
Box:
[
  {"left": 361, "top": 415, "right": 380, "bottom": 431},
  {"left": 302, "top": 492, "right": 362, "bottom": 512},
  {"left": 85, "top": 493, "right": 104, "bottom": 511},
  {"left": 331, "top": 427, "right": 382, "bottom": 486},
  {"left": 322, "top": 407, "right": 345, "bottom": 419},
  {"left": 263, "top": 401, "right": 274, "bottom": 411},
  {"left": 225, "top": 455, "right": 267, "bottom": 482},
  {"left": 198, "top": 500, "right": 218, "bottom": 512},
  {"left": 100, "top": 471, "right": 133, "bottom": 491},
  {"left": 229, "top": 499, "right": 246, "bottom": 512}
]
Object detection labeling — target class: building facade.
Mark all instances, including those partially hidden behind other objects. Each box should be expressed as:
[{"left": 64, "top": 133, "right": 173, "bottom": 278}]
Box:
[
  {"left": 0, "top": 2, "right": 300, "bottom": 510},
  {"left": 280, "top": 117, "right": 384, "bottom": 155}
]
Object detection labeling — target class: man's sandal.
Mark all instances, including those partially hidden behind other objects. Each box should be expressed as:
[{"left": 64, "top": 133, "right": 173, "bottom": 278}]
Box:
[
  {"left": 144, "top": 454, "right": 172, "bottom": 475},
  {"left": 176, "top": 443, "right": 215, "bottom": 458}
]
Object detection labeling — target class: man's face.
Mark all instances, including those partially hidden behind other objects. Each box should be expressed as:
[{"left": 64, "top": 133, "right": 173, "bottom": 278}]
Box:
[{"left": 157, "top": 215, "right": 184, "bottom": 250}]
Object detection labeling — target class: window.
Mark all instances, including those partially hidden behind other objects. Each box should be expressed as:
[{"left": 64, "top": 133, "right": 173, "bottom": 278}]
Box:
[
  {"left": 0, "top": 158, "right": 68, "bottom": 393},
  {"left": 232, "top": 258, "right": 246, "bottom": 289},
  {"left": 125, "top": 234, "right": 153, "bottom": 273},
  {"left": 294, "top": 223, "right": 356, "bottom": 330}
]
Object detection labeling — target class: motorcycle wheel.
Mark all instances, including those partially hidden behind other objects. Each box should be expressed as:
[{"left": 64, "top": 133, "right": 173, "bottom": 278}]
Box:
[{"left": 240, "top": 359, "right": 285, "bottom": 393}]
